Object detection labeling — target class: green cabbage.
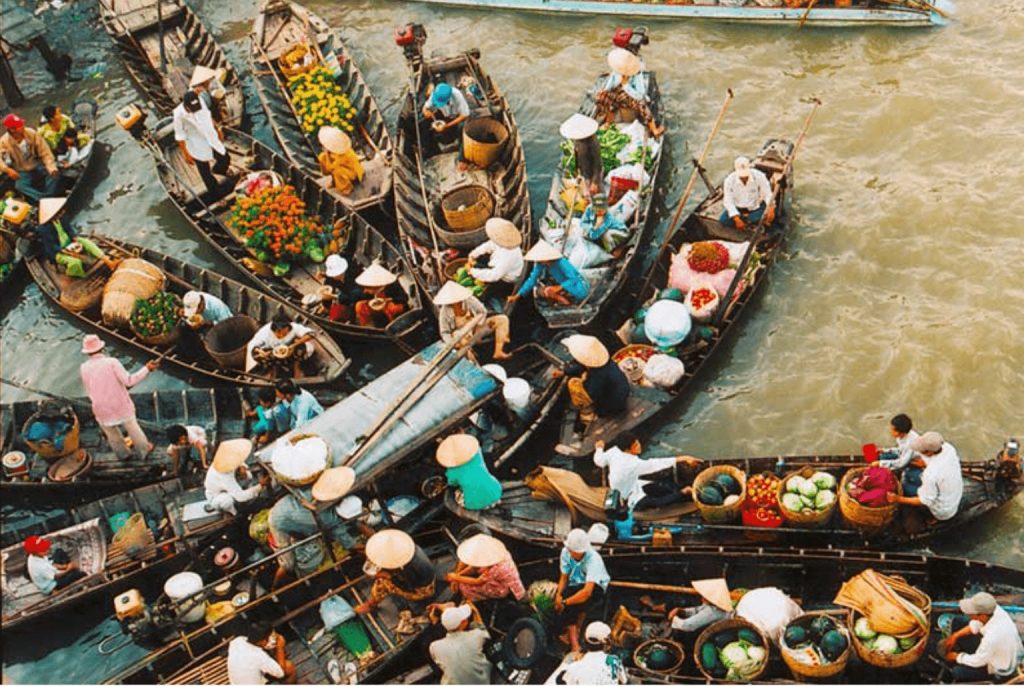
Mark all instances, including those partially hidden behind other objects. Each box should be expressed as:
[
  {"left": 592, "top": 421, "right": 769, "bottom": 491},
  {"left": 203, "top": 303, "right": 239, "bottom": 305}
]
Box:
[
  {"left": 898, "top": 636, "right": 919, "bottom": 651},
  {"left": 811, "top": 471, "right": 836, "bottom": 491},
  {"left": 746, "top": 646, "right": 766, "bottom": 664},
  {"left": 798, "top": 479, "right": 819, "bottom": 498},
  {"left": 873, "top": 635, "right": 899, "bottom": 654},
  {"left": 800, "top": 494, "right": 816, "bottom": 509},
  {"left": 720, "top": 642, "right": 751, "bottom": 670},
  {"left": 854, "top": 617, "right": 877, "bottom": 640},
  {"left": 815, "top": 490, "right": 836, "bottom": 510},
  {"left": 781, "top": 492, "right": 804, "bottom": 512},
  {"left": 787, "top": 476, "right": 805, "bottom": 494}
]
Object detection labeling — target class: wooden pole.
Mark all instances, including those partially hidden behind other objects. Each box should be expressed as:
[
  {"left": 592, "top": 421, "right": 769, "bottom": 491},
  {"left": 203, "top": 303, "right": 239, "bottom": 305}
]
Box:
[
  {"left": 797, "top": 0, "right": 820, "bottom": 29},
  {"left": 609, "top": 580, "right": 701, "bottom": 596}
]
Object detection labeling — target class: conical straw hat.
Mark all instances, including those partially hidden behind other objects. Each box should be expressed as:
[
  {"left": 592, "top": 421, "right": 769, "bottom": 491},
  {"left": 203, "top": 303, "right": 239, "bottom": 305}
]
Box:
[
  {"left": 607, "top": 48, "right": 641, "bottom": 77},
  {"left": 212, "top": 438, "right": 252, "bottom": 473},
  {"left": 356, "top": 263, "right": 398, "bottom": 287},
  {"left": 38, "top": 197, "right": 67, "bottom": 224},
  {"left": 433, "top": 280, "right": 473, "bottom": 307},
  {"left": 318, "top": 126, "right": 352, "bottom": 154},
  {"left": 311, "top": 466, "right": 356, "bottom": 502},
  {"left": 562, "top": 334, "right": 609, "bottom": 368},
  {"left": 485, "top": 217, "right": 523, "bottom": 248},
  {"left": 436, "top": 433, "right": 481, "bottom": 468},
  {"left": 189, "top": 65, "right": 218, "bottom": 88},
  {"left": 692, "top": 578, "right": 733, "bottom": 612},
  {"left": 365, "top": 529, "right": 415, "bottom": 569},
  {"left": 559, "top": 113, "right": 599, "bottom": 141},
  {"left": 523, "top": 240, "right": 562, "bottom": 262},
  {"left": 457, "top": 533, "right": 508, "bottom": 568}
]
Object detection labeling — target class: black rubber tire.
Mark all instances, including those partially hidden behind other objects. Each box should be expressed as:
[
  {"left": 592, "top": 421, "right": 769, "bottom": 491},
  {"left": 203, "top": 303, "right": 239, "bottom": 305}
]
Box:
[{"left": 501, "top": 616, "right": 547, "bottom": 671}]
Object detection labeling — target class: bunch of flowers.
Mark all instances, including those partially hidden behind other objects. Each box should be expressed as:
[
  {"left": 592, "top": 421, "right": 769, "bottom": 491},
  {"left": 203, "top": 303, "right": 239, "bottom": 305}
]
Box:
[
  {"left": 229, "top": 184, "right": 324, "bottom": 266},
  {"left": 288, "top": 67, "right": 357, "bottom": 136},
  {"left": 687, "top": 241, "right": 730, "bottom": 274}
]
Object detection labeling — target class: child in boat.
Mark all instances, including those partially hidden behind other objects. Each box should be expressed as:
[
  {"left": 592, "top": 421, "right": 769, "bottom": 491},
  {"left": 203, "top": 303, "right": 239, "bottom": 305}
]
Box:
[
  {"left": 24, "top": 535, "right": 86, "bottom": 594},
  {"left": 166, "top": 424, "right": 209, "bottom": 472}
]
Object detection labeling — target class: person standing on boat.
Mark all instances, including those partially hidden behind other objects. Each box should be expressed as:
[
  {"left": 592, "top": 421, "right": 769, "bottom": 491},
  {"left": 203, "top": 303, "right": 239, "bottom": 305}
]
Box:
[
  {"left": 943, "top": 591, "right": 1024, "bottom": 683},
  {"left": 79, "top": 334, "right": 158, "bottom": 459},
  {"left": 165, "top": 423, "right": 209, "bottom": 473},
  {"left": 355, "top": 529, "right": 436, "bottom": 614},
  {"left": 595, "top": 49, "right": 664, "bottom": 139},
  {"left": 593, "top": 433, "right": 702, "bottom": 513},
  {"left": 226, "top": 621, "right": 294, "bottom": 685},
  {"left": 274, "top": 379, "right": 324, "bottom": 429},
  {"left": 719, "top": 156, "right": 775, "bottom": 231},
  {"left": 434, "top": 281, "right": 512, "bottom": 362},
  {"left": 554, "top": 528, "right": 611, "bottom": 654},
  {"left": 0, "top": 113, "right": 60, "bottom": 201},
  {"left": 467, "top": 217, "right": 525, "bottom": 300},
  {"left": 436, "top": 433, "right": 503, "bottom": 511},
  {"left": 189, "top": 66, "right": 227, "bottom": 123},
  {"left": 204, "top": 438, "right": 268, "bottom": 515},
  {"left": 24, "top": 535, "right": 86, "bottom": 595},
  {"left": 420, "top": 82, "right": 471, "bottom": 168},
  {"left": 560, "top": 114, "right": 604, "bottom": 197},
  {"left": 560, "top": 621, "right": 628, "bottom": 685},
  {"left": 33, "top": 197, "right": 119, "bottom": 277},
  {"left": 886, "top": 431, "right": 964, "bottom": 522},
  {"left": 317, "top": 126, "right": 364, "bottom": 196},
  {"left": 446, "top": 533, "right": 525, "bottom": 603},
  {"left": 508, "top": 240, "right": 590, "bottom": 307},
  {"left": 556, "top": 335, "right": 630, "bottom": 428},
  {"left": 182, "top": 290, "right": 232, "bottom": 329},
  {"left": 428, "top": 603, "right": 493, "bottom": 685},
  {"left": 247, "top": 314, "right": 316, "bottom": 379},
  {"left": 173, "top": 90, "right": 231, "bottom": 197},
  {"left": 878, "top": 413, "right": 925, "bottom": 495}
]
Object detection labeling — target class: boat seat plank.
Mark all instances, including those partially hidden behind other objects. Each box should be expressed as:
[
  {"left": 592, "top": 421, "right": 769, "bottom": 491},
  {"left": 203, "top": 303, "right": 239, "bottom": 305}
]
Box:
[
  {"left": 169, "top": 655, "right": 229, "bottom": 685},
  {"left": 116, "top": 3, "right": 185, "bottom": 34}
]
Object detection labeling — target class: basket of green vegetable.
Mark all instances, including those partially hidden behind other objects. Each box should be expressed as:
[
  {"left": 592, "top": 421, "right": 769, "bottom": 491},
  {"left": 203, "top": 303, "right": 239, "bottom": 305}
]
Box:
[
  {"left": 695, "top": 618, "right": 769, "bottom": 682},
  {"left": 692, "top": 465, "right": 746, "bottom": 523},
  {"left": 130, "top": 291, "right": 181, "bottom": 347},
  {"left": 780, "top": 612, "right": 851, "bottom": 679},
  {"left": 848, "top": 610, "right": 928, "bottom": 669},
  {"left": 777, "top": 466, "right": 838, "bottom": 528}
]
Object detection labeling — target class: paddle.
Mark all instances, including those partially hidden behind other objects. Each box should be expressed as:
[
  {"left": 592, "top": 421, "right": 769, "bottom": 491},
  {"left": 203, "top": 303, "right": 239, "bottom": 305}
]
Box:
[
  {"left": 797, "top": 0, "right": 819, "bottom": 29},
  {"left": 636, "top": 89, "right": 734, "bottom": 300},
  {"left": 404, "top": 67, "right": 447, "bottom": 289}
]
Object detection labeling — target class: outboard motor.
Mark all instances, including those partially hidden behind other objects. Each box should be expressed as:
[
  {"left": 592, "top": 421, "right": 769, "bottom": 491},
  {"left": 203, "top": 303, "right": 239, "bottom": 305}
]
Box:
[
  {"left": 612, "top": 26, "right": 650, "bottom": 55},
  {"left": 115, "top": 589, "right": 157, "bottom": 644},
  {"left": 394, "top": 23, "right": 427, "bottom": 67},
  {"left": 115, "top": 104, "right": 148, "bottom": 141}
]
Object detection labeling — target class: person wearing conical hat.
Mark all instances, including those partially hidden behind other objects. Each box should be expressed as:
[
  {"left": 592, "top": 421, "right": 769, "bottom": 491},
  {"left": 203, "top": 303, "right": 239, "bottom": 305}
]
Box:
[
  {"left": 446, "top": 533, "right": 525, "bottom": 603},
  {"left": 560, "top": 113, "right": 604, "bottom": 198},
  {"left": 353, "top": 263, "right": 409, "bottom": 328},
  {"left": 466, "top": 218, "right": 525, "bottom": 297},
  {"left": 189, "top": 65, "right": 227, "bottom": 122},
  {"left": 204, "top": 438, "right": 268, "bottom": 515},
  {"left": 33, "top": 197, "right": 116, "bottom": 277},
  {"left": 557, "top": 334, "right": 630, "bottom": 425},
  {"left": 580, "top": 192, "right": 629, "bottom": 253},
  {"left": 667, "top": 578, "right": 740, "bottom": 635},
  {"left": 509, "top": 240, "right": 590, "bottom": 307},
  {"left": 356, "top": 529, "right": 436, "bottom": 615},
  {"left": 1, "top": 112, "right": 60, "bottom": 201},
  {"left": 436, "top": 433, "right": 502, "bottom": 511},
  {"left": 595, "top": 47, "right": 664, "bottom": 139},
  {"left": 719, "top": 155, "right": 775, "bottom": 231},
  {"left": 317, "top": 126, "right": 364, "bottom": 196},
  {"left": 434, "top": 281, "right": 512, "bottom": 361}
]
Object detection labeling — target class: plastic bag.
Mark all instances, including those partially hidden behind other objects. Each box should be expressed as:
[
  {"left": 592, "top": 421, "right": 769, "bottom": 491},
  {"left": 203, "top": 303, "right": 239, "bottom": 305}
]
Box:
[
  {"left": 685, "top": 285, "right": 720, "bottom": 322},
  {"left": 320, "top": 595, "right": 356, "bottom": 631},
  {"left": 643, "top": 354, "right": 685, "bottom": 388},
  {"left": 736, "top": 587, "right": 803, "bottom": 644}
]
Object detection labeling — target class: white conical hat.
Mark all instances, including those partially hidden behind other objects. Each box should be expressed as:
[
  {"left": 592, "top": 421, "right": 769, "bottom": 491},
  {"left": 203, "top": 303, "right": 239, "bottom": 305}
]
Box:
[
  {"left": 38, "top": 197, "right": 67, "bottom": 224},
  {"left": 318, "top": 126, "right": 352, "bottom": 155},
  {"left": 562, "top": 334, "right": 609, "bottom": 368},
  {"left": 211, "top": 438, "right": 252, "bottom": 473},
  {"left": 311, "top": 466, "right": 356, "bottom": 502},
  {"left": 435, "top": 433, "right": 481, "bottom": 468},
  {"left": 608, "top": 48, "right": 641, "bottom": 77},
  {"left": 433, "top": 280, "right": 473, "bottom": 307},
  {"left": 355, "top": 263, "right": 398, "bottom": 287},
  {"left": 189, "top": 65, "right": 218, "bottom": 88},
  {"left": 365, "top": 529, "right": 415, "bottom": 569},
  {"left": 523, "top": 240, "right": 562, "bottom": 262},
  {"left": 559, "top": 113, "right": 599, "bottom": 141},
  {"left": 692, "top": 578, "right": 733, "bottom": 612},
  {"left": 457, "top": 533, "right": 508, "bottom": 568},
  {"left": 484, "top": 217, "right": 523, "bottom": 248}
]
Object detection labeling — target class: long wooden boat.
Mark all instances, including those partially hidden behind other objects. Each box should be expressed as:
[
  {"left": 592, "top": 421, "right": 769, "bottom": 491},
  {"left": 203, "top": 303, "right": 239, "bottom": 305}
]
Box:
[
  {"left": 534, "top": 46, "right": 665, "bottom": 330},
  {"left": 26, "top": 234, "right": 350, "bottom": 387},
  {"left": 404, "top": 0, "right": 955, "bottom": 27},
  {"left": 448, "top": 450, "right": 1024, "bottom": 552},
  {"left": 393, "top": 31, "right": 531, "bottom": 313},
  {"left": 140, "top": 121, "right": 426, "bottom": 347},
  {"left": 1, "top": 478, "right": 238, "bottom": 632},
  {"left": 98, "top": 0, "right": 244, "bottom": 127},
  {"left": 0, "top": 388, "right": 246, "bottom": 507},
  {"left": 554, "top": 139, "right": 795, "bottom": 458},
  {"left": 250, "top": 0, "right": 394, "bottom": 212}
]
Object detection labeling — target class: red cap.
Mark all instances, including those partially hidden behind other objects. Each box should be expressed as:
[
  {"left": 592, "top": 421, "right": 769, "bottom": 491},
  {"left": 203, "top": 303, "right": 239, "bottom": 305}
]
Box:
[
  {"left": 24, "top": 535, "right": 51, "bottom": 556},
  {"left": 3, "top": 113, "right": 25, "bottom": 129}
]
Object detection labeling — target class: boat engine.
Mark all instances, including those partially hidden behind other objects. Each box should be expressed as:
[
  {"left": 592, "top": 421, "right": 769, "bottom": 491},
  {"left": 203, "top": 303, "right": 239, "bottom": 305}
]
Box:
[
  {"left": 612, "top": 26, "right": 650, "bottom": 55},
  {"left": 395, "top": 23, "right": 427, "bottom": 66},
  {"left": 114, "top": 589, "right": 159, "bottom": 644},
  {"left": 115, "top": 104, "right": 148, "bottom": 140}
]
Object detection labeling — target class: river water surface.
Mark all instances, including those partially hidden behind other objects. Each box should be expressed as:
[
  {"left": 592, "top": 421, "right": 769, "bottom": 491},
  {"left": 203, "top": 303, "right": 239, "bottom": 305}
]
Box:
[{"left": 1, "top": 0, "right": 1021, "bottom": 681}]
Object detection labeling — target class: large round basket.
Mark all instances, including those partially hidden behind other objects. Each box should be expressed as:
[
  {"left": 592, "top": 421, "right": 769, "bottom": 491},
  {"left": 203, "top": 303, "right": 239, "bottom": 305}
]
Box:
[
  {"left": 22, "top": 408, "right": 80, "bottom": 461},
  {"left": 129, "top": 293, "right": 182, "bottom": 347},
  {"left": 838, "top": 467, "right": 902, "bottom": 535},
  {"left": 632, "top": 638, "right": 685, "bottom": 675},
  {"left": 848, "top": 610, "right": 929, "bottom": 669},
  {"left": 60, "top": 273, "right": 105, "bottom": 312},
  {"left": 440, "top": 184, "right": 494, "bottom": 236},
  {"left": 694, "top": 618, "right": 769, "bottom": 682},
  {"left": 692, "top": 465, "right": 747, "bottom": 523},
  {"left": 776, "top": 466, "right": 838, "bottom": 528},
  {"left": 204, "top": 315, "right": 259, "bottom": 370},
  {"left": 779, "top": 612, "right": 852, "bottom": 679},
  {"left": 443, "top": 257, "right": 469, "bottom": 281},
  {"left": 462, "top": 117, "right": 508, "bottom": 169},
  {"left": 46, "top": 450, "right": 93, "bottom": 482},
  {"left": 272, "top": 433, "right": 331, "bottom": 486},
  {"left": 101, "top": 258, "right": 165, "bottom": 328}
]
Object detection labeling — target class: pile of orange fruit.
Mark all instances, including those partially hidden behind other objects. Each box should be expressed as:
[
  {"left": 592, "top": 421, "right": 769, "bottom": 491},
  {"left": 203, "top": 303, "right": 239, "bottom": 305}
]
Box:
[{"left": 229, "top": 184, "right": 324, "bottom": 265}]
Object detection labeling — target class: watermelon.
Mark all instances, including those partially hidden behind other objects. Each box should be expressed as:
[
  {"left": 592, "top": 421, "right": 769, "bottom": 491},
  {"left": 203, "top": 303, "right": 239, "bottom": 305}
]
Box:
[
  {"left": 698, "top": 484, "right": 725, "bottom": 506},
  {"left": 821, "top": 630, "right": 848, "bottom": 662},
  {"left": 701, "top": 642, "right": 720, "bottom": 672},
  {"left": 784, "top": 625, "right": 808, "bottom": 647},
  {"left": 713, "top": 630, "right": 738, "bottom": 649},
  {"left": 713, "top": 473, "right": 741, "bottom": 496},
  {"left": 809, "top": 615, "right": 836, "bottom": 640},
  {"left": 737, "top": 628, "right": 761, "bottom": 646}
]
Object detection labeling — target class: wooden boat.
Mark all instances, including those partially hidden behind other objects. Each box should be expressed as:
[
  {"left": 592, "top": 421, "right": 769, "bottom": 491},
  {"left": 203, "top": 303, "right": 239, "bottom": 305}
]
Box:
[
  {"left": 393, "top": 29, "right": 531, "bottom": 312},
  {"left": 0, "top": 388, "right": 246, "bottom": 508},
  {"left": 554, "top": 139, "right": 795, "bottom": 458},
  {"left": 1, "top": 478, "right": 238, "bottom": 632},
  {"left": 26, "top": 234, "right": 350, "bottom": 387},
  {"left": 98, "top": 0, "right": 244, "bottom": 127},
  {"left": 250, "top": 0, "right": 394, "bottom": 212},
  {"left": 404, "top": 0, "right": 955, "bottom": 28},
  {"left": 447, "top": 450, "right": 1024, "bottom": 551},
  {"left": 140, "top": 121, "right": 426, "bottom": 347},
  {"left": 534, "top": 46, "right": 665, "bottom": 330}
]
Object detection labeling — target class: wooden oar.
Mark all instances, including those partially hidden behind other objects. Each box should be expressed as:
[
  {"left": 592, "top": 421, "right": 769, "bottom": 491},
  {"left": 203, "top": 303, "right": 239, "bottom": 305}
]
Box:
[
  {"left": 636, "top": 89, "right": 734, "bottom": 300},
  {"left": 404, "top": 67, "right": 446, "bottom": 288},
  {"left": 797, "top": 0, "right": 819, "bottom": 29},
  {"left": 610, "top": 580, "right": 702, "bottom": 596}
]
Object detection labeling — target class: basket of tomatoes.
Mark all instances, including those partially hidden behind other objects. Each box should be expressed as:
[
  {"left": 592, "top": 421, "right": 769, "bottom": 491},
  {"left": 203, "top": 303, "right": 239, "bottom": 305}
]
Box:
[
  {"left": 742, "top": 472, "right": 784, "bottom": 540},
  {"left": 130, "top": 291, "right": 181, "bottom": 347},
  {"left": 229, "top": 184, "right": 326, "bottom": 274}
]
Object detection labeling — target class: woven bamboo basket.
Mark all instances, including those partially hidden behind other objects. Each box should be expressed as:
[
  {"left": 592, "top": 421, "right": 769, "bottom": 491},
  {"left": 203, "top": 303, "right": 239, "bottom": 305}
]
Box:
[
  {"left": 272, "top": 432, "right": 330, "bottom": 486},
  {"left": 102, "top": 259, "right": 165, "bottom": 328},
  {"left": 60, "top": 274, "right": 105, "bottom": 312},
  {"left": 22, "top": 409, "right": 80, "bottom": 461},
  {"left": 848, "top": 609, "right": 929, "bottom": 669},
  {"left": 694, "top": 618, "right": 769, "bottom": 681},
  {"left": 461, "top": 117, "right": 508, "bottom": 168},
  {"left": 692, "top": 465, "right": 747, "bottom": 523},
  {"left": 130, "top": 293, "right": 182, "bottom": 347},
  {"left": 776, "top": 466, "right": 838, "bottom": 528},
  {"left": 443, "top": 257, "right": 469, "bottom": 281},
  {"left": 838, "top": 467, "right": 902, "bottom": 534},
  {"left": 204, "top": 315, "right": 259, "bottom": 370},
  {"left": 632, "top": 638, "right": 685, "bottom": 675},
  {"left": 441, "top": 185, "right": 494, "bottom": 233},
  {"left": 779, "top": 612, "right": 852, "bottom": 679}
]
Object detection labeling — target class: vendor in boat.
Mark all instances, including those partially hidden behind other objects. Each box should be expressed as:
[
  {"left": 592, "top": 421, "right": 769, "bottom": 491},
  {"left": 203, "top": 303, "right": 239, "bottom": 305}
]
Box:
[
  {"left": 38, "top": 105, "right": 76, "bottom": 149},
  {"left": 555, "top": 527, "right": 611, "bottom": 654},
  {"left": 596, "top": 48, "right": 664, "bottom": 139},
  {"left": 53, "top": 126, "right": 91, "bottom": 169},
  {"left": 436, "top": 433, "right": 502, "bottom": 511},
  {"left": 247, "top": 314, "right": 316, "bottom": 379},
  {"left": 173, "top": 90, "right": 231, "bottom": 197},
  {"left": 508, "top": 240, "right": 589, "bottom": 308},
  {"left": 80, "top": 334, "right": 158, "bottom": 459},
  {"left": 247, "top": 387, "right": 289, "bottom": 446},
  {"left": 227, "top": 621, "right": 295, "bottom": 685},
  {"left": 24, "top": 534, "right": 86, "bottom": 595},
  {"left": 667, "top": 578, "right": 738, "bottom": 635},
  {"left": 421, "top": 82, "right": 471, "bottom": 169},
  {"left": 316, "top": 254, "right": 358, "bottom": 322},
  {"left": 1, "top": 112, "right": 60, "bottom": 201},
  {"left": 182, "top": 290, "right": 233, "bottom": 329},
  {"left": 942, "top": 591, "right": 1024, "bottom": 683},
  {"left": 719, "top": 156, "right": 775, "bottom": 231},
  {"left": 555, "top": 335, "right": 630, "bottom": 427},
  {"left": 581, "top": 193, "right": 629, "bottom": 254},
  {"left": 434, "top": 281, "right": 512, "bottom": 362},
  {"left": 274, "top": 379, "right": 324, "bottom": 429},
  {"left": 466, "top": 217, "right": 525, "bottom": 300},
  {"left": 355, "top": 529, "right": 436, "bottom": 614},
  {"left": 317, "top": 126, "right": 364, "bottom": 196},
  {"left": 189, "top": 66, "right": 227, "bottom": 123},
  {"left": 594, "top": 432, "right": 702, "bottom": 513},
  {"left": 878, "top": 412, "right": 926, "bottom": 496},
  {"left": 446, "top": 533, "right": 525, "bottom": 603},
  {"left": 886, "top": 431, "right": 964, "bottom": 522},
  {"left": 353, "top": 263, "right": 409, "bottom": 327},
  {"left": 428, "top": 603, "right": 493, "bottom": 685},
  {"left": 204, "top": 438, "right": 269, "bottom": 516},
  {"left": 34, "top": 197, "right": 119, "bottom": 277},
  {"left": 166, "top": 423, "right": 209, "bottom": 473},
  {"left": 561, "top": 621, "right": 628, "bottom": 685},
  {"left": 560, "top": 113, "right": 603, "bottom": 197}
]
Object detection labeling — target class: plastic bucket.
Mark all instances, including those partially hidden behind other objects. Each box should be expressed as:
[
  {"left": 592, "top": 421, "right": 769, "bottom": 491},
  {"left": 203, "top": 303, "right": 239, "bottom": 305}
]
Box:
[
  {"left": 164, "top": 571, "right": 206, "bottom": 623},
  {"left": 503, "top": 377, "right": 531, "bottom": 414},
  {"left": 862, "top": 443, "right": 879, "bottom": 463}
]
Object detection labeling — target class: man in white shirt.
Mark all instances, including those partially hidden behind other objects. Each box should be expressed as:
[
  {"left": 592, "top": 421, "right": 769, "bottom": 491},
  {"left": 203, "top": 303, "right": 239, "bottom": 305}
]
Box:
[
  {"left": 204, "top": 438, "right": 267, "bottom": 515},
  {"left": 173, "top": 90, "right": 230, "bottom": 195},
  {"left": 718, "top": 156, "right": 774, "bottom": 231},
  {"left": 227, "top": 622, "right": 293, "bottom": 685},
  {"left": 246, "top": 314, "right": 316, "bottom": 378},
  {"left": 559, "top": 621, "right": 628, "bottom": 685},
  {"left": 944, "top": 592, "right": 1024, "bottom": 682},
  {"left": 428, "top": 603, "right": 492, "bottom": 685},
  {"left": 887, "top": 431, "right": 964, "bottom": 521},
  {"left": 468, "top": 218, "right": 525, "bottom": 299},
  {"left": 593, "top": 432, "right": 702, "bottom": 512}
]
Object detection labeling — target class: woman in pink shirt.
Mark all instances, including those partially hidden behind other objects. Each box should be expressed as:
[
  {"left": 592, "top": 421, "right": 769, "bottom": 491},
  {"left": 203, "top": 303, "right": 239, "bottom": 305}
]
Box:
[{"left": 78, "top": 335, "right": 159, "bottom": 458}]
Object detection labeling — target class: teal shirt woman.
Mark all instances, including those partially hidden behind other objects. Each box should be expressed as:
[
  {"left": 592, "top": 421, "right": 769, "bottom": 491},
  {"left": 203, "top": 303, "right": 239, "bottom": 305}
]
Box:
[{"left": 437, "top": 433, "right": 502, "bottom": 511}]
